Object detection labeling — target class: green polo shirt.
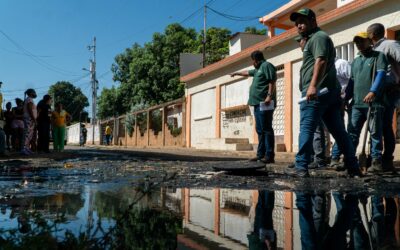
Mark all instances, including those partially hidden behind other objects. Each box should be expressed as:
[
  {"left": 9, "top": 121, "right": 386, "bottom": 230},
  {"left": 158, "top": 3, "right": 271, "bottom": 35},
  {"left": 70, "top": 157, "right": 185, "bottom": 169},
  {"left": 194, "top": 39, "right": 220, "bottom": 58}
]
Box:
[
  {"left": 247, "top": 60, "right": 277, "bottom": 106},
  {"left": 351, "top": 50, "right": 388, "bottom": 108},
  {"left": 300, "top": 28, "right": 339, "bottom": 92}
]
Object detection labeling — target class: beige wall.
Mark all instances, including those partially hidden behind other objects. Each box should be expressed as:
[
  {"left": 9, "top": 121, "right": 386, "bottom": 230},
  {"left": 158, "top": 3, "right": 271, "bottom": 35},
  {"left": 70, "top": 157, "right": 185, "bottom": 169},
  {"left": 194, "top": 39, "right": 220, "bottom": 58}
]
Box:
[{"left": 185, "top": 0, "right": 400, "bottom": 151}]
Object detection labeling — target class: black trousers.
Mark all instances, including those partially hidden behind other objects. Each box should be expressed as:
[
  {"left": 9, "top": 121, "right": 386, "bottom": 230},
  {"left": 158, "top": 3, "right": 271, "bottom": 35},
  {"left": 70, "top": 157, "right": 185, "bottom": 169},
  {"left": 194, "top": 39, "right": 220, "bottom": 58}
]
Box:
[{"left": 37, "top": 122, "right": 50, "bottom": 152}]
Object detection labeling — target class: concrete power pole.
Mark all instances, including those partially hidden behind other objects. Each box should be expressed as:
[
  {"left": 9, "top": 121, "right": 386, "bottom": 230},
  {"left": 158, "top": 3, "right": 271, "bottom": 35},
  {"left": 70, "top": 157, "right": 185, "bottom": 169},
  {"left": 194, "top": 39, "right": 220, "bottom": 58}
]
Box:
[
  {"left": 203, "top": 1, "right": 207, "bottom": 68},
  {"left": 88, "top": 37, "right": 97, "bottom": 145}
]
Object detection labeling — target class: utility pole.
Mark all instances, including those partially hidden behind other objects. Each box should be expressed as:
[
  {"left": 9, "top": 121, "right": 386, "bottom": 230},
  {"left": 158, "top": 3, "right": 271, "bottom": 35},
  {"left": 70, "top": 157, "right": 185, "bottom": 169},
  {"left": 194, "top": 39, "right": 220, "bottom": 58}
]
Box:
[
  {"left": 87, "top": 37, "right": 97, "bottom": 145},
  {"left": 203, "top": 1, "right": 207, "bottom": 68}
]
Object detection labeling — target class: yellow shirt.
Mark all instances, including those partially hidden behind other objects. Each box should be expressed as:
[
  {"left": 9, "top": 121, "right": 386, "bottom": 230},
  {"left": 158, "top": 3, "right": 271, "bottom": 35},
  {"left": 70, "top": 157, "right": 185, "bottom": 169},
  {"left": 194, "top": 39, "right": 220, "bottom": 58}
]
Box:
[
  {"left": 105, "top": 126, "right": 112, "bottom": 135},
  {"left": 52, "top": 110, "right": 69, "bottom": 127}
]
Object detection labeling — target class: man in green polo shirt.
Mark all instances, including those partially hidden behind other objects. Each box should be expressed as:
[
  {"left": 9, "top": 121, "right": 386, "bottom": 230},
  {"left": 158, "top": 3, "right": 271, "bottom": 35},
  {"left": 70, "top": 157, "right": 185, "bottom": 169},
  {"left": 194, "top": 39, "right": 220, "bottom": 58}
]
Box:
[
  {"left": 231, "top": 50, "right": 277, "bottom": 163},
  {"left": 346, "top": 32, "right": 388, "bottom": 173},
  {"left": 286, "top": 8, "right": 360, "bottom": 177}
]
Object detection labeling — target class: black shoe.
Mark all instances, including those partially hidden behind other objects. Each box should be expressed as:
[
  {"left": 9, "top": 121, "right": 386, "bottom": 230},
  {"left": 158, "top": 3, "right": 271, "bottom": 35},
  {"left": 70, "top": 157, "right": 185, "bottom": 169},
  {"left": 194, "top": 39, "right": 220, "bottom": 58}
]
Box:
[
  {"left": 284, "top": 166, "right": 310, "bottom": 177},
  {"left": 261, "top": 157, "right": 275, "bottom": 164},
  {"left": 367, "top": 159, "right": 384, "bottom": 174},
  {"left": 329, "top": 158, "right": 346, "bottom": 171},
  {"left": 346, "top": 167, "right": 362, "bottom": 178},
  {"left": 249, "top": 157, "right": 261, "bottom": 162},
  {"left": 382, "top": 156, "right": 396, "bottom": 174}
]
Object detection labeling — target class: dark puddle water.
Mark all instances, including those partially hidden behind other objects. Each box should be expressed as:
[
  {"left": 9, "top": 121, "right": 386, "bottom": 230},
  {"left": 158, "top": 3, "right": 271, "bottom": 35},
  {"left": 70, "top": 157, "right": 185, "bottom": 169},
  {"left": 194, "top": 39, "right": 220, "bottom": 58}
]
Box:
[{"left": 0, "top": 164, "right": 399, "bottom": 249}]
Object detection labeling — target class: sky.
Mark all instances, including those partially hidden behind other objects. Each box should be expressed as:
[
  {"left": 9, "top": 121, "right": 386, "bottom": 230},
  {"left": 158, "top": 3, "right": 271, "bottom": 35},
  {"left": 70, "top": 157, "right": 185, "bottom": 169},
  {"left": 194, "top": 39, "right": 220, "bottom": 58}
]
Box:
[{"left": 0, "top": 0, "right": 288, "bottom": 114}]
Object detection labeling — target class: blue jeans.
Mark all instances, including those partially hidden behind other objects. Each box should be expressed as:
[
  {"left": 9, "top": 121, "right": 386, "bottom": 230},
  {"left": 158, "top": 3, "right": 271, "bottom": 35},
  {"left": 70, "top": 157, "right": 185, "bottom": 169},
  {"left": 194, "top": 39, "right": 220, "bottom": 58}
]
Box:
[
  {"left": 329, "top": 193, "right": 362, "bottom": 249},
  {"left": 295, "top": 192, "right": 327, "bottom": 250},
  {"left": 295, "top": 88, "right": 358, "bottom": 171},
  {"left": 254, "top": 105, "right": 275, "bottom": 159},
  {"left": 254, "top": 190, "right": 275, "bottom": 233},
  {"left": 312, "top": 121, "right": 326, "bottom": 165},
  {"left": 347, "top": 107, "right": 383, "bottom": 160},
  {"left": 331, "top": 104, "right": 352, "bottom": 160},
  {"left": 382, "top": 105, "right": 396, "bottom": 160}
]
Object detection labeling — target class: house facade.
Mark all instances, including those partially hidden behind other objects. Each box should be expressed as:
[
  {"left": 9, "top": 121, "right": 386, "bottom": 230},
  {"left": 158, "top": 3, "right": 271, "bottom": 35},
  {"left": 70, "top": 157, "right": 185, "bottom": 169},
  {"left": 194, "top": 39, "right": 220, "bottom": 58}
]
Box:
[{"left": 181, "top": 0, "right": 400, "bottom": 152}]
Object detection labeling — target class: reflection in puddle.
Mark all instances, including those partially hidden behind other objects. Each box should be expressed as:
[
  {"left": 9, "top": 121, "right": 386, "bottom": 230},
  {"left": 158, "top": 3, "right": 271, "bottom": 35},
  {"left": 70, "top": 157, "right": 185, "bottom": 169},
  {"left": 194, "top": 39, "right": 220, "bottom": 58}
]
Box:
[{"left": 0, "top": 185, "right": 399, "bottom": 249}]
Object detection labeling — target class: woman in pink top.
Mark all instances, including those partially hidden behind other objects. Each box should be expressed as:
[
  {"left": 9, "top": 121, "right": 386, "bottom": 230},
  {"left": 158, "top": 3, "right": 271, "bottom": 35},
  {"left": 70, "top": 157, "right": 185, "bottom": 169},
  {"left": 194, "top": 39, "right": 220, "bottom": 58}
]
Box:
[{"left": 22, "top": 89, "right": 37, "bottom": 155}]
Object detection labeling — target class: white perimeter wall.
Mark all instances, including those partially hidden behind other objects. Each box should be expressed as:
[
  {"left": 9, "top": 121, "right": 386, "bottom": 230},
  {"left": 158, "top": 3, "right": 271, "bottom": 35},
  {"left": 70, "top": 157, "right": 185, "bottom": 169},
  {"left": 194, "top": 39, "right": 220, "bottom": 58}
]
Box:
[
  {"left": 66, "top": 123, "right": 100, "bottom": 144},
  {"left": 190, "top": 88, "right": 216, "bottom": 148}
]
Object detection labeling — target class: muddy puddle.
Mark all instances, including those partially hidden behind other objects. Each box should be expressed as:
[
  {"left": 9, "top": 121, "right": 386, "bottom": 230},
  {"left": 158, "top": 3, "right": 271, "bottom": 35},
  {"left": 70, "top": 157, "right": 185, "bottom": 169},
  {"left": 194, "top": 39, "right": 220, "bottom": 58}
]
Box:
[
  {"left": 0, "top": 153, "right": 400, "bottom": 249},
  {"left": 0, "top": 181, "right": 399, "bottom": 248}
]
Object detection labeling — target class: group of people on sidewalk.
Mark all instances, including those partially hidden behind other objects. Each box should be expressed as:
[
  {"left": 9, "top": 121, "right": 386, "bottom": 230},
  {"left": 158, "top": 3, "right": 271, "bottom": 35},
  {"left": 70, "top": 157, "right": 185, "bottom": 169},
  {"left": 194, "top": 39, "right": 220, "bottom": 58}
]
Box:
[
  {"left": 2, "top": 89, "right": 72, "bottom": 155},
  {"left": 232, "top": 8, "right": 399, "bottom": 178}
]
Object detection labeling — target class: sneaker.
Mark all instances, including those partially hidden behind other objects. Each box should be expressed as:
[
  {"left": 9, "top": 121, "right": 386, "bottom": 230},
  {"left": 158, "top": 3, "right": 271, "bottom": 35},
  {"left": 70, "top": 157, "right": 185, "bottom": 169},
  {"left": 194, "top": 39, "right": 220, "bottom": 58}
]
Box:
[
  {"left": 367, "top": 159, "right": 384, "bottom": 174},
  {"left": 284, "top": 166, "right": 310, "bottom": 177}
]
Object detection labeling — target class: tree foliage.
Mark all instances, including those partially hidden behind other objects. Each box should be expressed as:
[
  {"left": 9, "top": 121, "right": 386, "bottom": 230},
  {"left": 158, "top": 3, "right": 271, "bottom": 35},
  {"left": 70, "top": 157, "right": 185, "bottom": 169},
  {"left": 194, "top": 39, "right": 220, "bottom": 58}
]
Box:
[
  {"left": 100, "top": 23, "right": 235, "bottom": 119},
  {"left": 97, "top": 86, "right": 121, "bottom": 119},
  {"left": 244, "top": 26, "right": 267, "bottom": 35},
  {"left": 48, "top": 81, "right": 89, "bottom": 122}
]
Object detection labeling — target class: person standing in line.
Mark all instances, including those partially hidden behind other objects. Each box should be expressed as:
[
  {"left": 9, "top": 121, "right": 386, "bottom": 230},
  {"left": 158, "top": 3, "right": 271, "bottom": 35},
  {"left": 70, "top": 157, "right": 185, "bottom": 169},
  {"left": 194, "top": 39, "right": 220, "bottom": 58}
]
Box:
[
  {"left": 3, "top": 102, "right": 14, "bottom": 151},
  {"left": 105, "top": 123, "right": 113, "bottom": 146},
  {"left": 231, "top": 50, "right": 277, "bottom": 164},
  {"left": 299, "top": 35, "right": 328, "bottom": 170},
  {"left": 80, "top": 123, "right": 87, "bottom": 146},
  {"left": 329, "top": 58, "right": 352, "bottom": 169},
  {"left": 51, "top": 103, "right": 71, "bottom": 152},
  {"left": 37, "top": 95, "right": 52, "bottom": 153},
  {"left": 12, "top": 98, "right": 24, "bottom": 151},
  {"left": 367, "top": 23, "right": 400, "bottom": 172},
  {"left": 288, "top": 36, "right": 328, "bottom": 170},
  {"left": 285, "top": 8, "right": 360, "bottom": 177},
  {"left": 22, "top": 89, "right": 37, "bottom": 155},
  {"left": 346, "top": 32, "right": 388, "bottom": 173}
]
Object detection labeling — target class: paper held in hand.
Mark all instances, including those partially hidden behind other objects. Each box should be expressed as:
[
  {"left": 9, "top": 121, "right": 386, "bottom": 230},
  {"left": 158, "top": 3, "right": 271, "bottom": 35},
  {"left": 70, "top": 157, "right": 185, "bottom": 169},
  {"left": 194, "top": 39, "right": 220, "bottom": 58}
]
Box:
[
  {"left": 260, "top": 100, "right": 275, "bottom": 111},
  {"left": 298, "top": 87, "right": 329, "bottom": 104}
]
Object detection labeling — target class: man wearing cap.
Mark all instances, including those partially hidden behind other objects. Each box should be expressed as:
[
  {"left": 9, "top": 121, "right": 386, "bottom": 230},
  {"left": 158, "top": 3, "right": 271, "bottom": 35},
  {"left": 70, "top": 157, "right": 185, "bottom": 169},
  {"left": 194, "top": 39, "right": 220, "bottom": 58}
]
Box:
[
  {"left": 346, "top": 32, "right": 388, "bottom": 173},
  {"left": 367, "top": 23, "right": 400, "bottom": 172},
  {"left": 286, "top": 8, "right": 360, "bottom": 177},
  {"left": 231, "top": 50, "right": 277, "bottom": 164}
]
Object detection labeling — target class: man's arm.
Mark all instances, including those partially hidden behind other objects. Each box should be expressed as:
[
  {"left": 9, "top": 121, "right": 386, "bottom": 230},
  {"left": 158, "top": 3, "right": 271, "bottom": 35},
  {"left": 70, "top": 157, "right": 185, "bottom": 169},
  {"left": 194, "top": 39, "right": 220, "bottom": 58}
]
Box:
[
  {"left": 230, "top": 71, "right": 250, "bottom": 77},
  {"left": 264, "top": 80, "right": 276, "bottom": 104},
  {"left": 307, "top": 57, "right": 327, "bottom": 101}
]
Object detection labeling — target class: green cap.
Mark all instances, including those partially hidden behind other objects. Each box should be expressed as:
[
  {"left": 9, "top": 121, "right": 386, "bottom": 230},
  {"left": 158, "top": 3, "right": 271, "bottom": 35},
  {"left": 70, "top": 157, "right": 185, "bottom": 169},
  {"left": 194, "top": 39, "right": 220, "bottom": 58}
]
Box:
[{"left": 290, "top": 8, "right": 316, "bottom": 22}]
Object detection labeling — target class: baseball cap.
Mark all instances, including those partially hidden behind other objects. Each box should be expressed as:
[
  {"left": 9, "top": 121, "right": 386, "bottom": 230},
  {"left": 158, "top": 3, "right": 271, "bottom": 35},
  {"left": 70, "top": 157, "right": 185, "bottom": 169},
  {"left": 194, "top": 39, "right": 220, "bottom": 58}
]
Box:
[
  {"left": 290, "top": 8, "right": 316, "bottom": 22},
  {"left": 353, "top": 32, "right": 369, "bottom": 42}
]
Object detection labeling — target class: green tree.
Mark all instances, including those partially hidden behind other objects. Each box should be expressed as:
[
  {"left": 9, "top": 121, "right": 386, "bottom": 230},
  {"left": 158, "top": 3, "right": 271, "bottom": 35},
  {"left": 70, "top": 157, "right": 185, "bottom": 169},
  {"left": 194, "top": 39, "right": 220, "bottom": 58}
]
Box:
[
  {"left": 102, "top": 24, "right": 233, "bottom": 118},
  {"left": 110, "top": 23, "right": 198, "bottom": 113},
  {"left": 48, "top": 81, "right": 89, "bottom": 122},
  {"left": 97, "top": 86, "right": 121, "bottom": 119},
  {"left": 244, "top": 26, "right": 267, "bottom": 35},
  {"left": 197, "top": 27, "right": 231, "bottom": 65}
]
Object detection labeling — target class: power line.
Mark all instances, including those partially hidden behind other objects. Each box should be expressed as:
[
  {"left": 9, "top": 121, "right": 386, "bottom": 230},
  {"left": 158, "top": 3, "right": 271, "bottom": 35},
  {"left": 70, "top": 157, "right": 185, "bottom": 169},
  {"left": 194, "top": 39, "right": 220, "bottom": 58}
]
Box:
[
  {"left": 180, "top": 0, "right": 216, "bottom": 24},
  {"left": 1, "top": 73, "right": 90, "bottom": 94},
  {"left": 0, "top": 30, "right": 79, "bottom": 76},
  {"left": 207, "top": 6, "right": 261, "bottom": 21}
]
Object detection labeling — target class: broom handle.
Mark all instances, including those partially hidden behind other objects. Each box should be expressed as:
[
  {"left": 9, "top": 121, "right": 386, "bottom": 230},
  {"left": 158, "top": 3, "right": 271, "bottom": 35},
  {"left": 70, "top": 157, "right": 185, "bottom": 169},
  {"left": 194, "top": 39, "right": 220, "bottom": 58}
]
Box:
[{"left": 361, "top": 59, "right": 377, "bottom": 154}]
